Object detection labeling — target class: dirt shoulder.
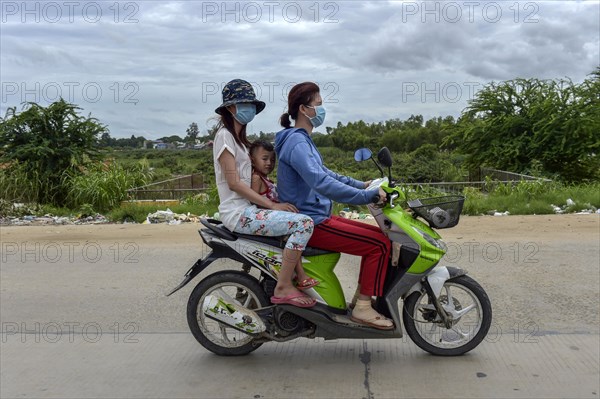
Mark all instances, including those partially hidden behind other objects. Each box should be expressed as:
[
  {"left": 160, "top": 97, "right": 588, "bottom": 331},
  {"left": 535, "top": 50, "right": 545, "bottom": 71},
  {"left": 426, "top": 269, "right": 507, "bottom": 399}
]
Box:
[{"left": 1, "top": 214, "right": 598, "bottom": 243}]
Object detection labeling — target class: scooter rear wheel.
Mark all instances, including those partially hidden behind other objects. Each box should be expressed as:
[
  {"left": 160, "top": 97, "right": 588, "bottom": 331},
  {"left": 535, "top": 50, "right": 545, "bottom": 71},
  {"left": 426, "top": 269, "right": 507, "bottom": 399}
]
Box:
[
  {"left": 403, "top": 275, "right": 492, "bottom": 356},
  {"left": 187, "top": 271, "right": 269, "bottom": 356}
]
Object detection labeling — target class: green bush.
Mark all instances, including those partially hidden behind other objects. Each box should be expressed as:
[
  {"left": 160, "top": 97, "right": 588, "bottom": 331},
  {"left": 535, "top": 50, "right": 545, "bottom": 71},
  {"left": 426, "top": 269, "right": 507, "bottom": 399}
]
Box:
[
  {"left": 0, "top": 162, "right": 49, "bottom": 203},
  {"left": 67, "top": 161, "right": 152, "bottom": 212},
  {"left": 0, "top": 99, "right": 106, "bottom": 205}
]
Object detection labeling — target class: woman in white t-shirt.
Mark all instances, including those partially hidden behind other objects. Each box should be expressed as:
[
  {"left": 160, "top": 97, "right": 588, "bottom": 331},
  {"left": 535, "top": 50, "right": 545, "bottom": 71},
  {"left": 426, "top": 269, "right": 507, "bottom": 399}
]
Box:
[{"left": 212, "top": 79, "right": 316, "bottom": 308}]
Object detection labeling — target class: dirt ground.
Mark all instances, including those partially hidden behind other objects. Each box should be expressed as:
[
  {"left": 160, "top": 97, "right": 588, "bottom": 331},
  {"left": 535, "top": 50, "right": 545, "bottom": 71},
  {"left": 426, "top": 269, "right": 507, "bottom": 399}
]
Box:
[{"left": 1, "top": 214, "right": 599, "bottom": 336}]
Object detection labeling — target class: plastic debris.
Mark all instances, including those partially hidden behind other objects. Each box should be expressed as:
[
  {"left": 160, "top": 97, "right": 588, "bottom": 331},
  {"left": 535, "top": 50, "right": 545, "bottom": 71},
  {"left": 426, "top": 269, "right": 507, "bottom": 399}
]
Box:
[
  {"left": 550, "top": 199, "right": 597, "bottom": 215},
  {"left": 339, "top": 210, "right": 374, "bottom": 220},
  {"left": 145, "top": 209, "right": 208, "bottom": 224},
  {"left": 0, "top": 213, "right": 108, "bottom": 226},
  {"left": 550, "top": 204, "right": 564, "bottom": 214},
  {"left": 575, "top": 206, "right": 599, "bottom": 215}
]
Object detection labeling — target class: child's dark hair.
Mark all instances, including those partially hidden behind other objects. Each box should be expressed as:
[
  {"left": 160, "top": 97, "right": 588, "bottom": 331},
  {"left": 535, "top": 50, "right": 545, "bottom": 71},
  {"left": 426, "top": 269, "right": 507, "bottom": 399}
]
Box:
[{"left": 250, "top": 140, "right": 274, "bottom": 156}]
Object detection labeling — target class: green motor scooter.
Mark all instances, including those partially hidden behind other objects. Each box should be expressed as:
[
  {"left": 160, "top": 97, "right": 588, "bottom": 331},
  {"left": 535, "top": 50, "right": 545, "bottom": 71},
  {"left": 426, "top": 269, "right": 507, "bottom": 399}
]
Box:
[{"left": 168, "top": 147, "right": 492, "bottom": 356}]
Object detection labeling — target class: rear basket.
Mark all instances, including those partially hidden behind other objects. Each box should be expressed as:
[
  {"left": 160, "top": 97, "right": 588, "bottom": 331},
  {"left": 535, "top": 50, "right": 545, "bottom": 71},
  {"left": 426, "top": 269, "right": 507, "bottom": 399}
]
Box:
[{"left": 407, "top": 195, "right": 465, "bottom": 229}]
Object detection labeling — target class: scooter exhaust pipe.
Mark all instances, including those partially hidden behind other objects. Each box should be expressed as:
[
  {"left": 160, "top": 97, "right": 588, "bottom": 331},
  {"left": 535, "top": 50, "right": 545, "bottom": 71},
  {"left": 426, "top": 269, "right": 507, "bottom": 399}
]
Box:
[{"left": 202, "top": 295, "right": 266, "bottom": 335}]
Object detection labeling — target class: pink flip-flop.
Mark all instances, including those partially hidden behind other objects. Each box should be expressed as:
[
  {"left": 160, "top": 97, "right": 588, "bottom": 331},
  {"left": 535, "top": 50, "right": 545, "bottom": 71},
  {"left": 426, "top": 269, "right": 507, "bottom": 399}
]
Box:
[
  {"left": 296, "top": 277, "right": 319, "bottom": 290},
  {"left": 270, "top": 292, "right": 316, "bottom": 308}
]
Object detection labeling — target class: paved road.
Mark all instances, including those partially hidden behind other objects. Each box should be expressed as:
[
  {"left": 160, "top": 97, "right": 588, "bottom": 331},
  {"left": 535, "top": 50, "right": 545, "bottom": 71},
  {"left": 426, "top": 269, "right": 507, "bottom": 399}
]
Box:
[{"left": 1, "top": 215, "right": 599, "bottom": 398}]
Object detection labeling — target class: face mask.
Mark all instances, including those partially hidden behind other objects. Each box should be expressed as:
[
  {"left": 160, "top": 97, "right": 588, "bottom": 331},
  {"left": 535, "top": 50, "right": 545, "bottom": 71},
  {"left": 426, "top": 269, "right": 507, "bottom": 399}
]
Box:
[
  {"left": 304, "top": 105, "right": 326, "bottom": 128},
  {"left": 233, "top": 103, "right": 257, "bottom": 125}
]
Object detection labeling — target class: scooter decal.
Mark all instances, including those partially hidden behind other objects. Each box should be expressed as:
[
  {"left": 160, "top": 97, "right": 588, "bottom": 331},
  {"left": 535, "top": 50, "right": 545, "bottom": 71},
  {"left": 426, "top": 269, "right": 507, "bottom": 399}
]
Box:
[
  {"left": 246, "top": 248, "right": 283, "bottom": 277},
  {"left": 203, "top": 296, "right": 266, "bottom": 334}
]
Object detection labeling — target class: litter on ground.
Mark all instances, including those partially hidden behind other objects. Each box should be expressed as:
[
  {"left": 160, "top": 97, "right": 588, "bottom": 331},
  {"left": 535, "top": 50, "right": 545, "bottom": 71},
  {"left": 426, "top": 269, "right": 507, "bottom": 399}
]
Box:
[
  {"left": 339, "top": 210, "right": 374, "bottom": 220},
  {"left": 144, "top": 209, "right": 208, "bottom": 224}
]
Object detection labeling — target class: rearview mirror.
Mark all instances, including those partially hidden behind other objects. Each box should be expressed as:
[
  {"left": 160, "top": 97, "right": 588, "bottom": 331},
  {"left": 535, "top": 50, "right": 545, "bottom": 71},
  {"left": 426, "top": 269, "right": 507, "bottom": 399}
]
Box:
[
  {"left": 354, "top": 148, "right": 372, "bottom": 162},
  {"left": 377, "top": 147, "right": 393, "bottom": 168}
]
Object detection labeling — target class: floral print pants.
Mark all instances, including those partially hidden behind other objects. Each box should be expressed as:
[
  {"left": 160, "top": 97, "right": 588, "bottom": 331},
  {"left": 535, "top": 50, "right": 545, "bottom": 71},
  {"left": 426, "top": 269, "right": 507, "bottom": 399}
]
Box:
[{"left": 234, "top": 205, "right": 314, "bottom": 251}]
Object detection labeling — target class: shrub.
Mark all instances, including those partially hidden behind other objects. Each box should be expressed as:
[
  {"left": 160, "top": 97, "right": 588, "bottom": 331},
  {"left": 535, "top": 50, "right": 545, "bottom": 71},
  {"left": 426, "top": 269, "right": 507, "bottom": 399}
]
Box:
[{"left": 67, "top": 161, "right": 152, "bottom": 212}]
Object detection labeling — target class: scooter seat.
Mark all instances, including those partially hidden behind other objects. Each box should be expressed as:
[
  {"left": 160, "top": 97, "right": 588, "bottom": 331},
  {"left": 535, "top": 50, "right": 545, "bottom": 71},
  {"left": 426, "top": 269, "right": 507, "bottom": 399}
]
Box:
[{"left": 200, "top": 218, "right": 337, "bottom": 257}]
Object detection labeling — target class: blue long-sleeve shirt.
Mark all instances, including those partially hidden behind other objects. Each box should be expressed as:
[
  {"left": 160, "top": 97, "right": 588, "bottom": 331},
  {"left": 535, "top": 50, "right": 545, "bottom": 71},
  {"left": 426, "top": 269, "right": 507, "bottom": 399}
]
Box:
[{"left": 274, "top": 127, "right": 379, "bottom": 225}]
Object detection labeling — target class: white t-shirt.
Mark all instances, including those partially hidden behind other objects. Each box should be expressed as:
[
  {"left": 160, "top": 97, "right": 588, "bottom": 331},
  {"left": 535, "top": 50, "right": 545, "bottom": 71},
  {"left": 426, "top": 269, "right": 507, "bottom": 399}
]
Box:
[{"left": 213, "top": 127, "right": 252, "bottom": 231}]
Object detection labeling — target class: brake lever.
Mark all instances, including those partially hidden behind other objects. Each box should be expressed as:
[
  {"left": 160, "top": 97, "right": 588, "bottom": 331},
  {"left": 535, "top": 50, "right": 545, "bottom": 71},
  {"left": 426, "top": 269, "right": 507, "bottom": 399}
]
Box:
[{"left": 389, "top": 193, "right": 399, "bottom": 209}]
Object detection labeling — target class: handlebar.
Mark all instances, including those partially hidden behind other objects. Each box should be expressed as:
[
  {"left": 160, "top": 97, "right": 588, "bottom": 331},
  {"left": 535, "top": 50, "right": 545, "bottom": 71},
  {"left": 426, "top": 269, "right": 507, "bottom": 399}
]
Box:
[{"left": 366, "top": 177, "right": 403, "bottom": 208}]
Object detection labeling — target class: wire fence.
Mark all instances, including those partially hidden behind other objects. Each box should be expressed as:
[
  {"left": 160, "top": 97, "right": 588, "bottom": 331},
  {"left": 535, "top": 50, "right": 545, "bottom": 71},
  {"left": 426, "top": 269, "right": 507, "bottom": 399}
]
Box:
[
  {"left": 127, "top": 174, "right": 207, "bottom": 200},
  {"left": 126, "top": 168, "right": 551, "bottom": 200},
  {"left": 403, "top": 168, "right": 552, "bottom": 194}
]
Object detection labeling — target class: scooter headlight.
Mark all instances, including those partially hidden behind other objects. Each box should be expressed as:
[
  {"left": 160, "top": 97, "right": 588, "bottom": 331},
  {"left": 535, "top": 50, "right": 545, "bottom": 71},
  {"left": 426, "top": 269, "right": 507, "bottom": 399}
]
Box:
[
  {"left": 412, "top": 226, "right": 445, "bottom": 250},
  {"left": 437, "top": 239, "right": 447, "bottom": 251}
]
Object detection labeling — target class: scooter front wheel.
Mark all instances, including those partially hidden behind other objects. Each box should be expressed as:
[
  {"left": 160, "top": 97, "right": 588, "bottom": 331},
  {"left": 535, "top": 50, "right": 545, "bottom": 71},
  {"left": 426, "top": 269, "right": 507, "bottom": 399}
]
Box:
[
  {"left": 403, "top": 275, "right": 492, "bottom": 356},
  {"left": 187, "top": 271, "right": 269, "bottom": 356}
]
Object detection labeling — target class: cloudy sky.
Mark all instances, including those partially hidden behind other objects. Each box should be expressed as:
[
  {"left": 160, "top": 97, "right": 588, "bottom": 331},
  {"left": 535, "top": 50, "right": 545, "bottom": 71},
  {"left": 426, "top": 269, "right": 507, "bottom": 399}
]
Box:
[{"left": 1, "top": 1, "right": 598, "bottom": 139}]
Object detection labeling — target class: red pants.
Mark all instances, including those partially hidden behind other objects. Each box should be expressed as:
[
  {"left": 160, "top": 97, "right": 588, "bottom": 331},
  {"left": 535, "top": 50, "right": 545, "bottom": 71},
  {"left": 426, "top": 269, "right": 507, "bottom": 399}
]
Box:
[{"left": 308, "top": 216, "right": 391, "bottom": 296}]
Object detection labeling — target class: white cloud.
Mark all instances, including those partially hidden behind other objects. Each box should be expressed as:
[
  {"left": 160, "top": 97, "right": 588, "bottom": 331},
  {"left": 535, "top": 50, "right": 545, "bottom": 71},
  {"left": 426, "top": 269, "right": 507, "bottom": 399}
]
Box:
[{"left": 1, "top": 0, "right": 598, "bottom": 138}]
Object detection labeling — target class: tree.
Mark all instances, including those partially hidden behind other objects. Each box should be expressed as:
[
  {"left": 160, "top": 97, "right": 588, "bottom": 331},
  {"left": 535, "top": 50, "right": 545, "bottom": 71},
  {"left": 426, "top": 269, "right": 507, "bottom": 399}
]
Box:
[
  {"left": 158, "top": 135, "right": 183, "bottom": 144},
  {"left": 447, "top": 71, "right": 600, "bottom": 181},
  {"left": 0, "top": 99, "right": 107, "bottom": 204},
  {"left": 99, "top": 132, "right": 115, "bottom": 147},
  {"left": 185, "top": 122, "right": 200, "bottom": 144},
  {"left": 110, "top": 135, "right": 146, "bottom": 148},
  {"left": 312, "top": 132, "right": 333, "bottom": 147},
  {"left": 248, "top": 131, "right": 275, "bottom": 143},
  {"left": 205, "top": 124, "right": 219, "bottom": 142}
]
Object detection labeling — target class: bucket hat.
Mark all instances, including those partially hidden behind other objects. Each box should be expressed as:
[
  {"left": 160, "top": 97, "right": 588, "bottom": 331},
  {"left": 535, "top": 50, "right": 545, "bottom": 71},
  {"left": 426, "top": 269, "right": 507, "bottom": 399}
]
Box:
[{"left": 215, "top": 79, "right": 266, "bottom": 115}]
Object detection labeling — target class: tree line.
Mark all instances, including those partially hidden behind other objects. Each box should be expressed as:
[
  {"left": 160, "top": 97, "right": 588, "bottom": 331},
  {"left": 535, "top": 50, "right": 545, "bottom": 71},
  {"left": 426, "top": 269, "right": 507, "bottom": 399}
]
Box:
[
  {"left": 1, "top": 69, "right": 598, "bottom": 208},
  {"left": 320, "top": 68, "right": 599, "bottom": 182}
]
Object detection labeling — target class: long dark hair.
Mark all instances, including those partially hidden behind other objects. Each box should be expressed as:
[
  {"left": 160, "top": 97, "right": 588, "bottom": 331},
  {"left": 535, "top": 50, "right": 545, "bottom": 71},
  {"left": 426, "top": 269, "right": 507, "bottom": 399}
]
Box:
[
  {"left": 279, "top": 82, "right": 320, "bottom": 128},
  {"left": 216, "top": 108, "right": 251, "bottom": 149}
]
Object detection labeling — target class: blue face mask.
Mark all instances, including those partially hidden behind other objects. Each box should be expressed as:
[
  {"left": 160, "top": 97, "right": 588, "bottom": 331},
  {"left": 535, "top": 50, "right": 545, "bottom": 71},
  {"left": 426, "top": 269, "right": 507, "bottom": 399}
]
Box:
[
  {"left": 305, "top": 105, "right": 326, "bottom": 128},
  {"left": 233, "top": 103, "right": 257, "bottom": 125}
]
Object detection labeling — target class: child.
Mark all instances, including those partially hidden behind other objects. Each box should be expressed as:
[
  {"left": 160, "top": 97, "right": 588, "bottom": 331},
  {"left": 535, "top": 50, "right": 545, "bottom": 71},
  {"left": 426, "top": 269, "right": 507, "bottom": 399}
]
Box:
[{"left": 249, "top": 140, "right": 319, "bottom": 290}]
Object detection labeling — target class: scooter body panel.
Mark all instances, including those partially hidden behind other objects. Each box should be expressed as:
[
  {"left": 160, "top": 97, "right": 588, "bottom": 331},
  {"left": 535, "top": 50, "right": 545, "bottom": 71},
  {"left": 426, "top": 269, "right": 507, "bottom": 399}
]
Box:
[
  {"left": 302, "top": 253, "right": 345, "bottom": 309},
  {"left": 278, "top": 304, "right": 403, "bottom": 339}
]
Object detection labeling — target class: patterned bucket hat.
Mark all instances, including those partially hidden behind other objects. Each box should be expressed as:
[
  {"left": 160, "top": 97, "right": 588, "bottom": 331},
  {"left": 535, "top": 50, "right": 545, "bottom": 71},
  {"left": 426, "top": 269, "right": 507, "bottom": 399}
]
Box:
[{"left": 215, "top": 79, "right": 266, "bottom": 115}]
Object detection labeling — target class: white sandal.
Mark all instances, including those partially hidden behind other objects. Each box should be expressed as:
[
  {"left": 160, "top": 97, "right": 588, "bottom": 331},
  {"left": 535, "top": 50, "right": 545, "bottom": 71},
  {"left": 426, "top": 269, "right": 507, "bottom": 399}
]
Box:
[{"left": 351, "top": 299, "right": 394, "bottom": 330}]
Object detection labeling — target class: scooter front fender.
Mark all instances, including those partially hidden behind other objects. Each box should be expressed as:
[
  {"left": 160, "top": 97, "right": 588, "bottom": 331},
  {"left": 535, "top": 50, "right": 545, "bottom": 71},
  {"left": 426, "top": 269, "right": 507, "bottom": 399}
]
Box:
[{"left": 405, "top": 266, "right": 467, "bottom": 298}]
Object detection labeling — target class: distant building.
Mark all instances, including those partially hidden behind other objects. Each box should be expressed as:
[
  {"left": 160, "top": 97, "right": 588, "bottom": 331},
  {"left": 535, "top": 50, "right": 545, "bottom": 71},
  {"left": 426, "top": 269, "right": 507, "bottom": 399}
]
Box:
[
  {"left": 153, "top": 140, "right": 168, "bottom": 149},
  {"left": 193, "top": 141, "right": 213, "bottom": 150}
]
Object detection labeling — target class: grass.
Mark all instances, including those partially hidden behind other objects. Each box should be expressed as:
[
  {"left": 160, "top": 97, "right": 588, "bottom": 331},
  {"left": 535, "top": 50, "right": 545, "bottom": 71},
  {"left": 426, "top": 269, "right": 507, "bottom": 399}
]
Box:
[
  {"left": 67, "top": 161, "right": 153, "bottom": 212},
  {"left": 3, "top": 182, "right": 598, "bottom": 222},
  {"left": 3, "top": 147, "right": 598, "bottom": 221},
  {"left": 102, "top": 181, "right": 600, "bottom": 222},
  {"left": 462, "top": 182, "right": 600, "bottom": 215}
]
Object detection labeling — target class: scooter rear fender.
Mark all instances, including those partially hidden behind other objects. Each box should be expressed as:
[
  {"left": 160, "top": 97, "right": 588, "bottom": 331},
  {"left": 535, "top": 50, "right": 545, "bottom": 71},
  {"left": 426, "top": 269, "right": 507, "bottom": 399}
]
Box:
[{"left": 166, "top": 238, "right": 247, "bottom": 297}]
